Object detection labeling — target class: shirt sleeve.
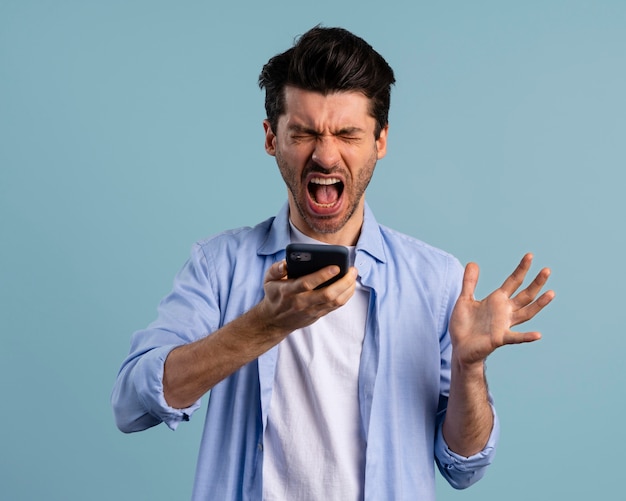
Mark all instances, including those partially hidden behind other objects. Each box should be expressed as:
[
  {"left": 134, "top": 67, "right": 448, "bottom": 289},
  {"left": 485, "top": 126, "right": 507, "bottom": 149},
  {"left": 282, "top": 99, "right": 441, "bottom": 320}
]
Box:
[
  {"left": 434, "top": 400, "right": 500, "bottom": 489},
  {"left": 433, "top": 254, "right": 500, "bottom": 488},
  {"left": 111, "top": 243, "right": 220, "bottom": 433}
]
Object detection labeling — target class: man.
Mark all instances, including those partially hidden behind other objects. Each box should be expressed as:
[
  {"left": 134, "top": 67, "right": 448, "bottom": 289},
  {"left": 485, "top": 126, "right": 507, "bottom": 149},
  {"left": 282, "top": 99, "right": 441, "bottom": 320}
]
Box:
[{"left": 112, "top": 26, "right": 554, "bottom": 500}]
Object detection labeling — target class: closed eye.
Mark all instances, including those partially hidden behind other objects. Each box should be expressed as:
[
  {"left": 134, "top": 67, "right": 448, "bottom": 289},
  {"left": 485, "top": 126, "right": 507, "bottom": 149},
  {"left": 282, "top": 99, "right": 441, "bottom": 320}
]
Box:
[
  {"left": 290, "top": 134, "right": 316, "bottom": 143},
  {"left": 339, "top": 135, "right": 362, "bottom": 143},
  {"left": 335, "top": 127, "right": 365, "bottom": 143}
]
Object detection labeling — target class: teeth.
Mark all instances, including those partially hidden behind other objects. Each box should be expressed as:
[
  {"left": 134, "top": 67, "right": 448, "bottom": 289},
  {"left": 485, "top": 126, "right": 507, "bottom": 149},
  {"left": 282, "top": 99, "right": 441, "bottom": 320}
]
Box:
[{"left": 310, "top": 177, "right": 341, "bottom": 185}]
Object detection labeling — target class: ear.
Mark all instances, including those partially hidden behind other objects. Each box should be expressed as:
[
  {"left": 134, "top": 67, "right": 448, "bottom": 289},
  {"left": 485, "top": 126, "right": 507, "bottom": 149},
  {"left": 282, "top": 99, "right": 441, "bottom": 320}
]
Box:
[
  {"left": 263, "top": 119, "right": 277, "bottom": 156},
  {"left": 376, "top": 124, "right": 389, "bottom": 160}
]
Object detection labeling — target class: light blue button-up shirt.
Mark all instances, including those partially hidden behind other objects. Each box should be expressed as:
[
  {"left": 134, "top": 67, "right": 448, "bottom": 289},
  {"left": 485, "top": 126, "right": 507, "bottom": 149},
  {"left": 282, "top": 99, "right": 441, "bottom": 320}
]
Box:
[{"left": 112, "top": 203, "right": 499, "bottom": 500}]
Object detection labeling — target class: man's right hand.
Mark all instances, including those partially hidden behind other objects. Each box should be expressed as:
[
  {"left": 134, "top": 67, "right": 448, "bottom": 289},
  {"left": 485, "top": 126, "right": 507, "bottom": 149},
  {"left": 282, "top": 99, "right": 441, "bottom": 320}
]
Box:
[
  {"left": 163, "top": 260, "right": 357, "bottom": 409},
  {"left": 256, "top": 259, "right": 358, "bottom": 339}
]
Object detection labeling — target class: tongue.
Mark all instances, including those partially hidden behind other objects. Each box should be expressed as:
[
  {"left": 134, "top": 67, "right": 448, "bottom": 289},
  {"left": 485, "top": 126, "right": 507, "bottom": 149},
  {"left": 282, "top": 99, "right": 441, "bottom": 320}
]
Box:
[{"left": 312, "top": 184, "right": 339, "bottom": 205}]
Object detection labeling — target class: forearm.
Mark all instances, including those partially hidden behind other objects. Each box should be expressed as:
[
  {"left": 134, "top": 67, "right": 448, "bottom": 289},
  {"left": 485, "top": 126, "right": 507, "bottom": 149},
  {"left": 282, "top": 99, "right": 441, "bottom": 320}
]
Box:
[
  {"left": 163, "top": 302, "right": 290, "bottom": 409},
  {"left": 442, "top": 358, "right": 494, "bottom": 457}
]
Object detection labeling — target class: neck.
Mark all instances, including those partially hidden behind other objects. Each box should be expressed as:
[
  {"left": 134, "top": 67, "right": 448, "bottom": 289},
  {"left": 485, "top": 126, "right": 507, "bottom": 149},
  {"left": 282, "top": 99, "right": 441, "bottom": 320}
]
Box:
[{"left": 288, "top": 208, "right": 364, "bottom": 246}]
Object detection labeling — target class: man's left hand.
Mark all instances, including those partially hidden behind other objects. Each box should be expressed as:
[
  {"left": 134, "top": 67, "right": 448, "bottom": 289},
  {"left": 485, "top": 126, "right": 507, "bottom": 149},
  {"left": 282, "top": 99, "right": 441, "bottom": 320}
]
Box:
[{"left": 449, "top": 253, "right": 555, "bottom": 367}]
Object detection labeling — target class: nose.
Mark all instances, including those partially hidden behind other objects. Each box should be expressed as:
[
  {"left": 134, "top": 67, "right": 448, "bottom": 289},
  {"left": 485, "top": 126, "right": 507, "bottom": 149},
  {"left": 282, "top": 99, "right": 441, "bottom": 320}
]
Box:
[{"left": 311, "top": 136, "right": 340, "bottom": 169}]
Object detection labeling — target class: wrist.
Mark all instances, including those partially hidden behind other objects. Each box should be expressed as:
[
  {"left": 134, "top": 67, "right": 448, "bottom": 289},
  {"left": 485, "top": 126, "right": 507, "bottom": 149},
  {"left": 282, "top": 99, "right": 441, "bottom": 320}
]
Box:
[
  {"left": 451, "top": 355, "right": 487, "bottom": 379},
  {"left": 244, "top": 302, "right": 291, "bottom": 344}
]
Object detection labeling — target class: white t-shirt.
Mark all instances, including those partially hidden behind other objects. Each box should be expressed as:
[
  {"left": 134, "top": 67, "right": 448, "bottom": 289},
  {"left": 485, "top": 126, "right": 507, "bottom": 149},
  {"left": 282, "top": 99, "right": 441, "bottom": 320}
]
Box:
[{"left": 262, "top": 225, "right": 369, "bottom": 501}]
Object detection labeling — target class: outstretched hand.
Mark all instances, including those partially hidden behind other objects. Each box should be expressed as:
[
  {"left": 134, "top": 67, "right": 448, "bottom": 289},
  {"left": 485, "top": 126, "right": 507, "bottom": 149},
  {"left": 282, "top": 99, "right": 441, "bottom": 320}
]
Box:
[{"left": 449, "top": 253, "right": 555, "bottom": 367}]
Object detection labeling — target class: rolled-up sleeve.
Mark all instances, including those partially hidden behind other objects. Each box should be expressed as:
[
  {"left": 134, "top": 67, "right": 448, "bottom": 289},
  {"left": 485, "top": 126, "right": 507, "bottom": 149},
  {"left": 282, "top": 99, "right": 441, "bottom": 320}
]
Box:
[
  {"left": 112, "top": 345, "right": 202, "bottom": 432},
  {"left": 434, "top": 402, "right": 500, "bottom": 489},
  {"left": 111, "top": 243, "right": 218, "bottom": 433}
]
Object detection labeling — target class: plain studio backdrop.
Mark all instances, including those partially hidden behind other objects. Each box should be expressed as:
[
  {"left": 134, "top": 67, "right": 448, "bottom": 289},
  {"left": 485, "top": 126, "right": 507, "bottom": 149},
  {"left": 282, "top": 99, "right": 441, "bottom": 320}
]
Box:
[{"left": 1, "top": 1, "right": 624, "bottom": 500}]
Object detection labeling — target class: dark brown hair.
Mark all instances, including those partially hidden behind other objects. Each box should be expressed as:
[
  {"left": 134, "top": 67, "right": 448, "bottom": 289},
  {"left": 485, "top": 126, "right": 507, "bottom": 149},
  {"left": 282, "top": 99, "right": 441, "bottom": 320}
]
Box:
[{"left": 258, "top": 26, "right": 395, "bottom": 138}]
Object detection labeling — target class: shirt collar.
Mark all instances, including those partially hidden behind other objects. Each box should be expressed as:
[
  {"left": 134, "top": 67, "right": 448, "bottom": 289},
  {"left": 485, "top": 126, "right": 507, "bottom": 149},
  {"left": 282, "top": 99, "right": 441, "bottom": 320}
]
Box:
[
  {"left": 257, "top": 203, "right": 291, "bottom": 256},
  {"left": 257, "top": 201, "right": 387, "bottom": 265},
  {"left": 356, "top": 203, "right": 387, "bottom": 264}
]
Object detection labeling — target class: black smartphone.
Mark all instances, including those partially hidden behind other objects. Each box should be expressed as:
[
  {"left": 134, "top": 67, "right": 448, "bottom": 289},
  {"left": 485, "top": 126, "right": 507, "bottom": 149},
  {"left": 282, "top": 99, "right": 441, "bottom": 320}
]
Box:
[{"left": 286, "top": 243, "right": 350, "bottom": 289}]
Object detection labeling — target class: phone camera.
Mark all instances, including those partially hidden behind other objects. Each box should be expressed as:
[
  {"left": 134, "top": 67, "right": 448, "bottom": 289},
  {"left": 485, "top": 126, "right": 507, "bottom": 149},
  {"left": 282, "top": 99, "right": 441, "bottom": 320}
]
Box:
[{"left": 290, "top": 252, "right": 312, "bottom": 262}]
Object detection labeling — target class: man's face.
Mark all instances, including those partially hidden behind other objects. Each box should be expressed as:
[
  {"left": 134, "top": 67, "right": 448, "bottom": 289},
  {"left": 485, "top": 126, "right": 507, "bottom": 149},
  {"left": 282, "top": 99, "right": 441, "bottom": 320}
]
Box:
[{"left": 264, "top": 86, "right": 388, "bottom": 245}]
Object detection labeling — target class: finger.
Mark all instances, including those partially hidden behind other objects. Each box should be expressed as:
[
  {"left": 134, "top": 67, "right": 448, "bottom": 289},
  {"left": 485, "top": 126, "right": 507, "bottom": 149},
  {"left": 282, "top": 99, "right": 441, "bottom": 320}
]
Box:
[
  {"left": 511, "top": 289, "right": 555, "bottom": 326},
  {"left": 309, "top": 273, "right": 357, "bottom": 314},
  {"left": 503, "top": 330, "right": 542, "bottom": 345},
  {"left": 459, "top": 262, "right": 479, "bottom": 300},
  {"left": 297, "top": 268, "right": 358, "bottom": 316},
  {"left": 512, "top": 267, "right": 551, "bottom": 308},
  {"left": 334, "top": 279, "right": 357, "bottom": 305},
  {"left": 295, "top": 265, "right": 343, "bottom": 292},
  {"left": 311, "top": 266, "right": 358, "bottom": 296},
  {"left": 500, "top": 253, "right": 533, "bottom": 297},
  {"left": 325, "top": 267, "right": 358, "bottom": 303}
]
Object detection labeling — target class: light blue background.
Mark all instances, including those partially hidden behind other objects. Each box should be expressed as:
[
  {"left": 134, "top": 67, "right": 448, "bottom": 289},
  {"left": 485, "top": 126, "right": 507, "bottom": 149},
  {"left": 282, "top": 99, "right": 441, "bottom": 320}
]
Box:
[{"left": 1, "top": 1, "right": 624, "bottom": 499}]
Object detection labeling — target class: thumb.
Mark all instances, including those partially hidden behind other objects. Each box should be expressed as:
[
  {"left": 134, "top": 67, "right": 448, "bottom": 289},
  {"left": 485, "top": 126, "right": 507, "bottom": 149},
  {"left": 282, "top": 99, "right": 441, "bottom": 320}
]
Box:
[
  {"left": 265, "top": 260, "right": 288, "bottom": 282},
  {"left": 460, "top": 262, "right": 479, "bottom": 299}
]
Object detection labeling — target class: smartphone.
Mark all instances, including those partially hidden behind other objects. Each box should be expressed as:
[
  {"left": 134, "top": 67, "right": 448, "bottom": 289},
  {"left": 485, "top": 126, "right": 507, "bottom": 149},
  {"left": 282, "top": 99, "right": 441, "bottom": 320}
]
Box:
[{"left": 286, "top": 243, "right": 350, "bottom": 289}]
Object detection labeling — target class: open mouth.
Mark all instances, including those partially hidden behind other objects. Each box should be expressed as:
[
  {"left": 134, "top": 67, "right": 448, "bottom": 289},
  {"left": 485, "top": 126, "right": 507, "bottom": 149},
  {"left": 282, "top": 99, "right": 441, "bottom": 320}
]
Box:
[{"left": 307, "top": 176, "right": 344, "bottom": 208}]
